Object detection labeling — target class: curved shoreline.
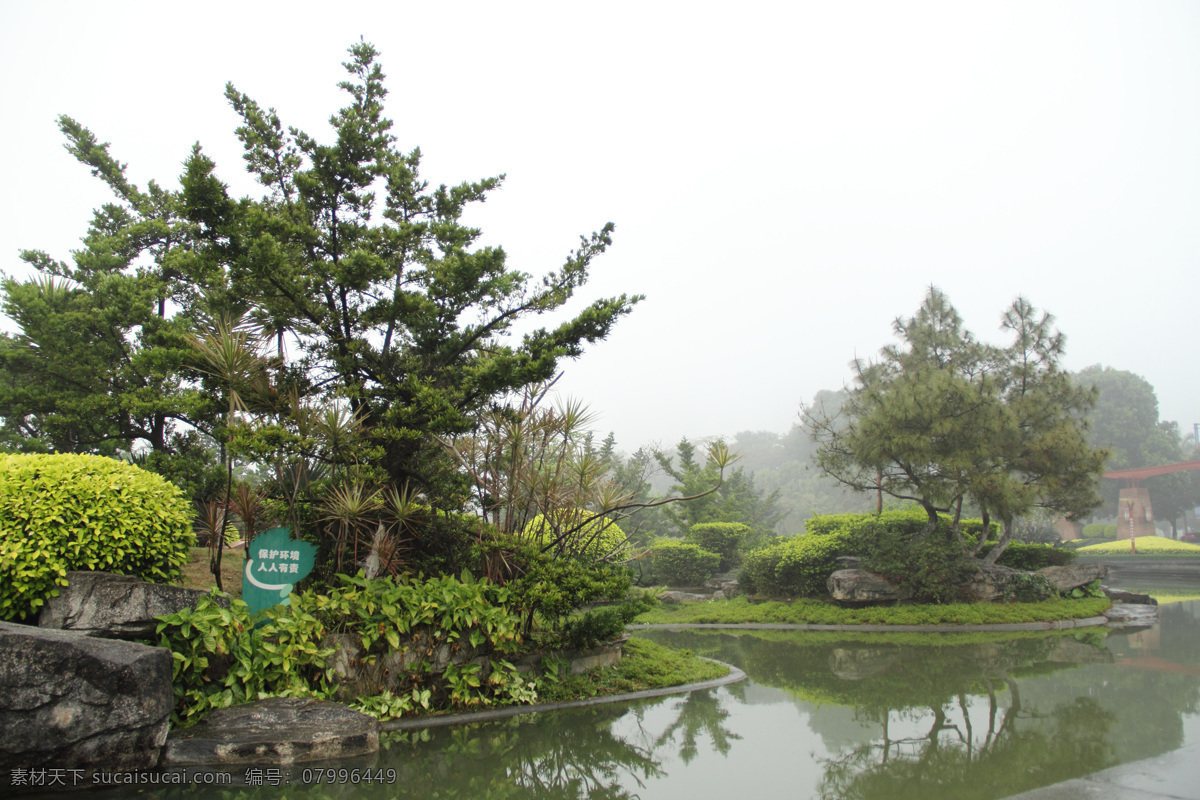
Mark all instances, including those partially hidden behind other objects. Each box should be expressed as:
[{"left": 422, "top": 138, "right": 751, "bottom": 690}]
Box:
[
  {"left": 629, "top": 615, "right": 1110, "bottom": 633},
  {"left": 381, "top": 658, "right": 747, "bottom": 732}
]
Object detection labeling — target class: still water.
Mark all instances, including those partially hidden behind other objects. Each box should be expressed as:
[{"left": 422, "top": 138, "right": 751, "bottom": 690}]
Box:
[{"left": 72, "top": 596, "right": 1200, "bottom": 800}]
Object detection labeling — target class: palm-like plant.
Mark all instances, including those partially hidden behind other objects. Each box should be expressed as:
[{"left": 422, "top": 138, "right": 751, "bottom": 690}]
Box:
[{"left": 188, "top": 311, "right": 275, "bottom": 590}]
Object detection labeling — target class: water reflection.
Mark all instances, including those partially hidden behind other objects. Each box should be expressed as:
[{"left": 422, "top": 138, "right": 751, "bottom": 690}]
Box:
[{"left": 105, "top": 601, "right": 1200, "bottom": 800}]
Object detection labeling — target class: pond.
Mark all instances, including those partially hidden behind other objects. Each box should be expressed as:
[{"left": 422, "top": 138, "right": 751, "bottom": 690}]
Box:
[{"left": 62, "top": 591, "right": 1200, "bottom": 800}]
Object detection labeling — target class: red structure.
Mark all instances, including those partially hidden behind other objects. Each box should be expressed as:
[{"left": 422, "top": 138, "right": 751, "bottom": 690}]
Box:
[{"left": 1104, "top": 461, "right": 1200, "bottom": 540}]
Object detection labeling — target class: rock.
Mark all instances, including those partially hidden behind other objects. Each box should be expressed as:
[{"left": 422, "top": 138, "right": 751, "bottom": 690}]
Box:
[
  {"left": 38, "top": 571, "right": 228, "bottom": 640},
  {"left": 1036, "top": 564, "right": 1107, "bottom": 593},
  {"left": 161, "top": 698, "right": 378, "bottom": 767},
  {"left": 711, "top": 590, "right": 727, "bottom": 602},
  {"left": 1101, "top": 586, "right": 1158, "bottom": 605},
  {"left": 834, "top": 556, "right": 863, "bottom": 569},
  {"left": 657, "top": 591, "right": 711, "bottom": 604},
  {"left": 958, "top": 564, "right": 1055, "bottom": 603},
  {"left": 0, "top": 620, "right": 173, "bottom": 782},
  {"left": 703, "top": 571, "right": 739, "bottom": 590},
  {"left": 959, "top": 563, "right": 1019, "bottom": 602},
  {"left": 1103, "top": 603, "right": 1160, "bottom": 628},
  {"left": 827, "top": 569, "right": 913, "bottom": 605}
]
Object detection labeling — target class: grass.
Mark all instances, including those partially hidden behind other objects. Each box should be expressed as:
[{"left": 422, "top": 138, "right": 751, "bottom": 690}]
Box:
[
  {"left": 1149, "top": 591, "right": 1200, "bottom": 605},
  {"left": 632, "top": 595, "right": 1112, "bottom": 626},
  {"left": 176, "top": 546, "right": 245, "bottom": 599},
  {"left": 532, "top": 637, "right": 729, "bottom": 703},
  {"left": 1075, "top": 536, "right": 1200, "bottom": 557}
]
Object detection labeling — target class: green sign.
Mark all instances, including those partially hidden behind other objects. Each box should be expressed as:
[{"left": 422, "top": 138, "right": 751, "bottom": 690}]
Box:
[{"left": 242, "top": 527, "right": 317, "bottom": 614}]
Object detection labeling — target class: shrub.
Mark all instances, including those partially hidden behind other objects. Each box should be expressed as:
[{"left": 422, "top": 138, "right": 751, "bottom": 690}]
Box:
[
  {"left": 1081, "top": 523, "right": 1107, "bottom": 539},
  {"left": 650, "top": 540, "right": 721, "bottom": 586},
  {"left": 685, "top": 522, "right": 751, "bottom": 571},
  {"left": 977, "top": 542, "right": 1074, "bottom": 570},
  {"left": 739, "top": 532, "right": 852, "bottom": 598},
  {"left": 1104, "top": 524, "right": 1119, "bottom": 538},
  {"left": 156, "top": 572, "right": 536, "bottom": 725},
  {"left": 523, "top": 510, "right": 628, "bottom": 561},
  {"left": 1076, "top": 537, "right": 1200, "bottom": 556},
  {"left": 0, "top": 453, "right": 195, "bottom": 621}
]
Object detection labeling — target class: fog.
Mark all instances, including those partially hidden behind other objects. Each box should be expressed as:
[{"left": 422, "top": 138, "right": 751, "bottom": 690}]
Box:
[{"left": 2, "top": 0, "right": 1196, "bottom": 451}]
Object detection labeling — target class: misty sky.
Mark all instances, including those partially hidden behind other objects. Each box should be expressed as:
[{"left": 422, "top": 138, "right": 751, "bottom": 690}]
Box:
[{"left": 2, "top": 1, "right": 1197, "bottom": 452}]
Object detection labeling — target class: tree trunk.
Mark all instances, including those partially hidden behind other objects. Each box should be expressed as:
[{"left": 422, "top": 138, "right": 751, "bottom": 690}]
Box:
[{"left": 981, "top": 517, "right": 1014, "bottom": 565}]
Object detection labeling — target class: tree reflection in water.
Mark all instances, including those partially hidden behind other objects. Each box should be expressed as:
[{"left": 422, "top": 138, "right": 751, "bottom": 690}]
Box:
[
  {"left": 653, "top": 689, "right": 742, "bottom": 764},
  {"left": 383, "top": 703, "right": 667, "bottom": 799}
]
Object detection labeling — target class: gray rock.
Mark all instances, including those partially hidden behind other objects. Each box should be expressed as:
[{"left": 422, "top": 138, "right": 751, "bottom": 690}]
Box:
[
  {"left": 711, "top": 590, "right": 727, "bottom": 602},
  {"left": 959, "top": 564, "right": 1055, "bottom": 603},
  {"left": 1036, "top": 564, "right": 1107, "bottom": 593},
  {"left": 1103, "top": 603, "right": 1160, "bottom": 628},
  {"left": 834, "top": 556, "right": 863, "bottom": 569},
  {"left": 38, "top": 571, "right": 227, "bottom": 640},
  {"left": 162, "top": 698, "right": 378, "bottom": 767},
  {"left": 827, "top": 569, "right": 913, "bottom": 604},
  {"left": 657, "top": 591, "right": 711, "bottom": 604},
  {"left": 1101, "top": 586, "right": 1158, "bottom": 605},
  {"left": 0, "top": 620, "right": 172, "bottom": 780}
]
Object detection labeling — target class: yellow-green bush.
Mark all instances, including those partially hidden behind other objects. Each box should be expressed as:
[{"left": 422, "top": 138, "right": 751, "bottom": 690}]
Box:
[
  {"left": 0, "top": 453, "right": 194, "bottom": 620},
  {"left": 522, "top": 510, "right": 627, "bottom": 560},
  {"left": 1077, "top": 536, "right": 1200, "bottom": 556},
  {"left": 739, "top": 532, "right": 852, "bottom": 598},
  {"left": 685, "top": 522, "right": 751, "bottom": 571},
  {"left": 650, "top": 539, "right": 721, "bottom": 586}
]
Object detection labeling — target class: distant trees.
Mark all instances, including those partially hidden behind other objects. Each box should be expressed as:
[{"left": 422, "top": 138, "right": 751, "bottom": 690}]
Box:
[
  {"left": 805, "top": 287, "right": 1107, "bottom": 563},
  {"left": 1074, "top": 365, "right": 1197, "bottom": 535}
]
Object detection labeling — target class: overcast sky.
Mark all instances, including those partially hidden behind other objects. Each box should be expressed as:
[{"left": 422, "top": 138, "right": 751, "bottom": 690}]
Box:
[{"left": 2, "top": 1, "right": 1197, "bottom": 451}]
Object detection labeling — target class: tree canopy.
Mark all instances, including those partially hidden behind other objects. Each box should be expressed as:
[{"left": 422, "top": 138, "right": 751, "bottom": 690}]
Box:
[
  {"left": 805, "top": 287, "right": 1106, "bottom": 562},
  {"left": 1, "top": 42, "right": 640, "bottom": 514}
]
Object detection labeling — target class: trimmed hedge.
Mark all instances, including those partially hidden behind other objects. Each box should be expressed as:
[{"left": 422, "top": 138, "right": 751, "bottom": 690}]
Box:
[
  {"left": 685, "top": 522, "right": 750, "bottom": 571},
  {"left": 739, "top": 531, "right": 852, "bottom": 598},
  {"left": 650, "top": 540, "right": 720, "bottom": 586},
  {"left": 977, "top": 542, "right": 1074, "bottom": 571},
  {"left": 1081, "top": 523, "right": 1119, "bottom": 539},
  {"left": 0, "top": 453, "right": 195, "bottom": 620}
]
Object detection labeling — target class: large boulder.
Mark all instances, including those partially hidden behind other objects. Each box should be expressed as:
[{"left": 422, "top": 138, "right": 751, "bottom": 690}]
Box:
[
  {"left": 958, "top": 563, "right": 1055, "bottom": 603},
  {"left": 1102, "top": 586, "right": 1157, "bottom": 605},
  {"left": 0, "top": 621, "right": 173, "bottom": 785},
  {"left": 38, "top": 571, "right": 227, "bottom": 640},
  {"left": 162, "top": 698, "right": 378, "bottom": 767},
  {"left": 1036, "top": 564, "right": 1107, "bottom": 593},
  {"left": 827, "top": 569, "right": 913, "bottom": 605}
]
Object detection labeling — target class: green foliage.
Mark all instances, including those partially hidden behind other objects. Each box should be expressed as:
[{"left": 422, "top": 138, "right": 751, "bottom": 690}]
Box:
[
  {"left": 1067, "top": 578, "right": 1105, "bottom": 599},
  {"left": 684, "top": 522, "right": 750, "bottom": 571},
  {"left": 157, "top": 572, "right": 535, "bottom": 724},
  {"left": 154, "top": 593, "right": 335, "bottom": 727},
  {"left": 650, "top": 540, "right": 721, "bottom": 586},
  {"left": 560, "top": 593, "right": 658, "bottom": 651},
  {"left": 1081, "top": 523, "right": 1115, "bottom": 539},
  {"left": 805, "top": 289, "right": 1107, "bottom": 567},
  {"left": 480, "top": 537, "right": 633, "bottom": 638},
  {"left": 739, "top": 531, "right": 852, "bottom": 598},
  {"left": 0, "top": 453, "right": 195, "bottom": 620},
  {"left": 522, "top": 510, "right": 628, "bottom": 562},
  {"left": 532, "top": 637, "right": 728, "bottom": 704},
  {"left": 654, "top": 437, "right": 782, "bottom": 536},
  {"left": 977, "top": 542, "right": 1074, "bottom": 571}
]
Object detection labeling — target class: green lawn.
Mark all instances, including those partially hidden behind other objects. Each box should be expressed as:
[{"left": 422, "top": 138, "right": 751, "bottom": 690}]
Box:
[{"left": 633, "top": 595, "right": 1111, "bottom": 626}]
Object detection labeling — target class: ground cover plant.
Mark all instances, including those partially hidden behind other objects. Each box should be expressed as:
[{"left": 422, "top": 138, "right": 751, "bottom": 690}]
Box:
[
  {"left": 1076, "top": 537, "right": 1200, "bottom": 556},
  {"left": 532, "top": 638, "right": 728, "bottom": 703},
  {"left": 632, "top": 595, "right": 1111, "bottom": 626}
]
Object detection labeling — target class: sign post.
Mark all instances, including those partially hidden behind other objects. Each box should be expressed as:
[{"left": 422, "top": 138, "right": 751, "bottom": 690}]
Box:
[{"left": 241, "top": 527, "right": 317, "bottom": 614}]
